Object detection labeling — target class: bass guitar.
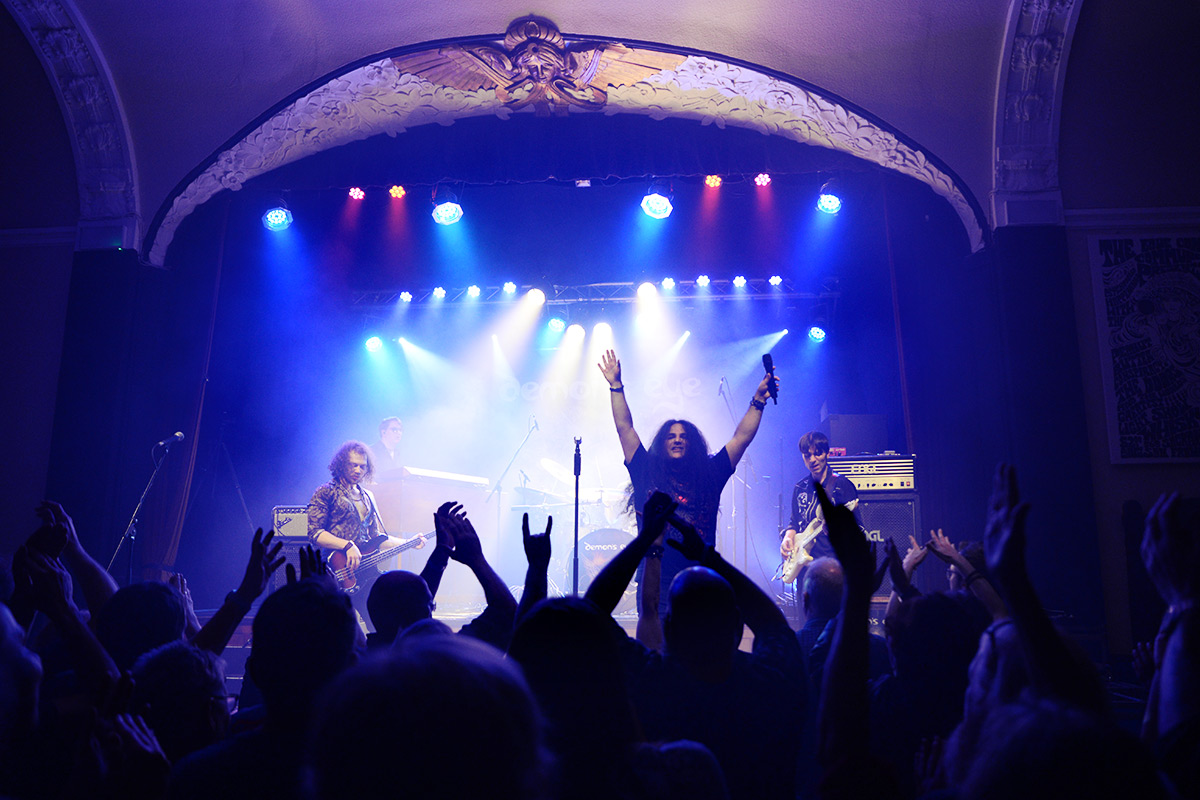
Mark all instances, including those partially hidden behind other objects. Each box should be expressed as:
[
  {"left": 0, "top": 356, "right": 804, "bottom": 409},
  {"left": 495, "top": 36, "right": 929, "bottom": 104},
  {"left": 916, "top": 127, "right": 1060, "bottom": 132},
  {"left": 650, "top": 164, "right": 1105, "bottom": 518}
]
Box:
[
  {"left": 327, "top": 531, "right": 436, "bottom": 593},
  {"left": 779, "top": 498, "right": 858, "bottom": 583}
]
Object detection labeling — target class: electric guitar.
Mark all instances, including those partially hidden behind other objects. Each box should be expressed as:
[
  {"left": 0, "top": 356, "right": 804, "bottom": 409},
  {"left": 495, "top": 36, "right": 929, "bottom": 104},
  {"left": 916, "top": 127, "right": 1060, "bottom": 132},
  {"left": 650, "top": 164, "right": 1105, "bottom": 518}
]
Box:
[
  {"left": 779, "top": 498, "right": 858, "bottom": 583},
  {"left": 327, "top": 531, "right": 436, "bottom": 593}
]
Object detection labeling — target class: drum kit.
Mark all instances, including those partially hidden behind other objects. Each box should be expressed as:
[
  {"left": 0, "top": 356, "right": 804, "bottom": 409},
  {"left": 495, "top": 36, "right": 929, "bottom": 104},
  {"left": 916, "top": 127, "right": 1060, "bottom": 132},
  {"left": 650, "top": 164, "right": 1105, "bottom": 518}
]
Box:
[{"left": 512, "top": 457, "right": 638, "bottom": 614}]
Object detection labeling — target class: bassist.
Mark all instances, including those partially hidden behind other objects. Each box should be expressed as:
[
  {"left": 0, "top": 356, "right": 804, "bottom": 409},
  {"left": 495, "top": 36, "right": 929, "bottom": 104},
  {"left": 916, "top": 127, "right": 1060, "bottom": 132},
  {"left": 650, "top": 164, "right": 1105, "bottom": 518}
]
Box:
[{"left": 307, "top": 441, "right": 425, "bottom": 618}]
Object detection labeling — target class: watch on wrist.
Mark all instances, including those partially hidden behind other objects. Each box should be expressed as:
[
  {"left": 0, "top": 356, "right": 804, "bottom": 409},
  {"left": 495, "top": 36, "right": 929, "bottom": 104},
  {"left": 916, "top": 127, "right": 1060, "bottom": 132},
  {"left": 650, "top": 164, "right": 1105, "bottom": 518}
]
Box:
[{"left": 342, "top": 539, "right": 355, "bottom": 552}]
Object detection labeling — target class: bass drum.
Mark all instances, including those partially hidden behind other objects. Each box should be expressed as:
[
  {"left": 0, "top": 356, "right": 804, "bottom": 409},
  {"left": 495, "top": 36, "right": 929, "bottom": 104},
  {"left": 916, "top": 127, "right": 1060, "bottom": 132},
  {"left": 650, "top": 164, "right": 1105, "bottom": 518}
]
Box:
[{"left": 563, "top": 528, "right": 638, "bottom": 615}]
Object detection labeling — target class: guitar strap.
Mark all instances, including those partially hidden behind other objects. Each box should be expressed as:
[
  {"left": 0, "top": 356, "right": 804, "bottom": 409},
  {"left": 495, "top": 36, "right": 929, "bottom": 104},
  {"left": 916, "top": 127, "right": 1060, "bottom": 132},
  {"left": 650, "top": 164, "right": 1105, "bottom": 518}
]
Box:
[{"left": 362, "top": 486, "right": 390, "bottom": 536}]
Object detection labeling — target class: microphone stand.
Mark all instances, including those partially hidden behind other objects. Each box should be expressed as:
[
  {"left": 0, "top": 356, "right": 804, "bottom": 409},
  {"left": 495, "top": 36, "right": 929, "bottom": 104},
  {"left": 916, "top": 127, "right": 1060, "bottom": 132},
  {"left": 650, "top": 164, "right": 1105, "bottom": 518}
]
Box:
[
  {"left": 573, "top": 437, "right": 581, "bottom": 595},
  {"left": 487, "top": 419, "right": 538, "bottom": 555},
  {"left": 108, "top": 439, "right": 177, "bottom": 584},
  {"left": 486, "top": 420, "right": 538, "bottom": 505}
]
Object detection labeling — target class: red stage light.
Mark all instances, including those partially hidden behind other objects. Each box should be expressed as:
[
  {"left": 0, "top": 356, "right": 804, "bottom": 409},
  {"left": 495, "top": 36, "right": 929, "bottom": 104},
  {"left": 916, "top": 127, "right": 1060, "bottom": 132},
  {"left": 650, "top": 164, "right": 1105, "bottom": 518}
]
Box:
[{"left": 348, "top": 187, "right": 365, "bottom": 200}]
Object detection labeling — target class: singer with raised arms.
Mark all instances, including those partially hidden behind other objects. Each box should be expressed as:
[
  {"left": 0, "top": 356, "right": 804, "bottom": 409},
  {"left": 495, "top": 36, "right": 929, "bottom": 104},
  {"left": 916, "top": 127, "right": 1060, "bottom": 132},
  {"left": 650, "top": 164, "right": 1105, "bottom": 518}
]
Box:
[{"left": 598, "top": 349, "right": 776, "bottom": 613}]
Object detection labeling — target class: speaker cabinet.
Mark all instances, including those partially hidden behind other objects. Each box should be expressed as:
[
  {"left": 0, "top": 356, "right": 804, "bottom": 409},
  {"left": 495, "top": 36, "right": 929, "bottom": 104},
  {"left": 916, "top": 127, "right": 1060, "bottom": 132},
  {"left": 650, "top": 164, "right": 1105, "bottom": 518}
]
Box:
[{"left": 856, "top": 492, "right": 921, "bottom": 597}]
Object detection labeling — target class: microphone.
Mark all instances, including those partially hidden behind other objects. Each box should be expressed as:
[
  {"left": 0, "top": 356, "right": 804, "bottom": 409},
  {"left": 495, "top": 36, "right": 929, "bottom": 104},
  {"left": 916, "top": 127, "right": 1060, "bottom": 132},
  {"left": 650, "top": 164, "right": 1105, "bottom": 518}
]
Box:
[
  {"left": 762, "top": 353, "right": 778, "bottom": 404},
  {"left": 156, "top": 431, "right": 185, "bottom": 448},
  {"left": 518, "top": 469, "right": 530, "bottom": 485},
  {"left": 717, "top": 377, "right": 727, "bottom": 396},
  {"left": 530, "top": 415, "right": 539, "bottom": 432}
]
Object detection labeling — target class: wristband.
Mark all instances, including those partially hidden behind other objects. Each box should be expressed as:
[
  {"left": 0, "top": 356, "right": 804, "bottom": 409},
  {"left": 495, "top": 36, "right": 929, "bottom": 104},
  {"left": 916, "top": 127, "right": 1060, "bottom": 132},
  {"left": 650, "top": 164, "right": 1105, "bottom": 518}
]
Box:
[
  {"left": 342, "top": 539, "right": 355, "bottom": 552},
  {"left": 610, "top": 386, "right": 624, "bottom": 393},
  {"left": 749, "top": 397, "right": 766, "bottom": 411}
]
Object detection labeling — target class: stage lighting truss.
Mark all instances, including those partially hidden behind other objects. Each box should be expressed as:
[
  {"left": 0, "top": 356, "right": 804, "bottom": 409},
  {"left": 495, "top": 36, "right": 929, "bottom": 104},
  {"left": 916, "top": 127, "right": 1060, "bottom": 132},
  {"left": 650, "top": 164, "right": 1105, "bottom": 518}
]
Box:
[{"left": 352, "top": 278, "right": 834, "bottom": 307}]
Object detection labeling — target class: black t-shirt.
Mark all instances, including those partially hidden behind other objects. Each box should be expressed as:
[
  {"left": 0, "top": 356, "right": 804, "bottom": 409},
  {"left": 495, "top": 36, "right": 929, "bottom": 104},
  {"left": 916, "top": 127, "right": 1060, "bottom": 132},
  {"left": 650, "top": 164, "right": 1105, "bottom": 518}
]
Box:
[
  {"left": 626, "top": 444, "right": 735, "bottom": 611},
  {"left": 626, "top": 443, "right": 734, "bottom": 545}
]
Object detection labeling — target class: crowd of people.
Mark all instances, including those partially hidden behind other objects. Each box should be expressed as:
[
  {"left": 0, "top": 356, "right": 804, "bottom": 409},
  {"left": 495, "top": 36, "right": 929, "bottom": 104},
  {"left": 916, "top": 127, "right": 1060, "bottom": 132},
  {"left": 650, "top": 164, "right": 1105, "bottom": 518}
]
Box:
[
  {"left": 3, "top": 466, "right": 1196, "bottom": 798},
  {"left": 1, "top": 353, "right": 1196, "bottom": 798}
]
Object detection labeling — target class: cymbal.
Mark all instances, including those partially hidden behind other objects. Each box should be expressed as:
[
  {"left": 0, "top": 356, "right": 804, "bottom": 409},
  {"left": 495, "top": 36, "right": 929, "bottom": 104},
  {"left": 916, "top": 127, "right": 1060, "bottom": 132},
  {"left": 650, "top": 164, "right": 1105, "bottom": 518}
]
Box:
[{"left": 540, "top": 457, "right": 573, "bottom": 485}]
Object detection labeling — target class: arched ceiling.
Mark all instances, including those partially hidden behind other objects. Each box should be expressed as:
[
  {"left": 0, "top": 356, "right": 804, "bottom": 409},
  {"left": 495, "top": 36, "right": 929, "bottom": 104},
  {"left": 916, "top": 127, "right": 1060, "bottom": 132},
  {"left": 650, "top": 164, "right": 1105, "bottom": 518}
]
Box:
[{"left": 5, "top": 0, "right": 1082, "bottom": 262}]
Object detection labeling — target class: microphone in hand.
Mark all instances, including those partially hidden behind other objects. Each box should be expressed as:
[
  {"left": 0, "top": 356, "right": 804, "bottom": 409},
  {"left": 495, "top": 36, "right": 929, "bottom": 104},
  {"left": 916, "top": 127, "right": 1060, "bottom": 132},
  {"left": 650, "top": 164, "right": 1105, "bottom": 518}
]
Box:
[{"left": 762, "top": 354, "right": 778, "bottom": 404}]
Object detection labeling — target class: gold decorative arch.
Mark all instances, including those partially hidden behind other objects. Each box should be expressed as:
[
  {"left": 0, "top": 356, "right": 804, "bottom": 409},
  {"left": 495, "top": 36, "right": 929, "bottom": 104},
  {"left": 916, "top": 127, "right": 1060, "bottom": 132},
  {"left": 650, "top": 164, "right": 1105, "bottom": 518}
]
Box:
[{"left": 147, "top": 17, "right": 985, "bottom": 265}]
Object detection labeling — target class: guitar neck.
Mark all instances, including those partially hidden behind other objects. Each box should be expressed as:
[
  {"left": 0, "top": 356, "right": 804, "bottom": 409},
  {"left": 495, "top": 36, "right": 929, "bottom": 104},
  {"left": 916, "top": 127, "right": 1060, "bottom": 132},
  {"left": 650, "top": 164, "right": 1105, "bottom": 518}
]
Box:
[{"left": 355, "top": 531, "right": 436, "bottom": 571}]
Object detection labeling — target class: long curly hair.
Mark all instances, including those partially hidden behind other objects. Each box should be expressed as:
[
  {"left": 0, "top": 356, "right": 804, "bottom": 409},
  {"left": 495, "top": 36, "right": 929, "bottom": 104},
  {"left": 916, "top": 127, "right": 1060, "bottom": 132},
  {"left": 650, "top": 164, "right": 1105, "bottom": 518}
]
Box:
[
  {"left": 328, "top": 440, "right": 375, "bottom": 483},
  {"left": 648, "top": 419, "right": 710, "bottom": 474}
]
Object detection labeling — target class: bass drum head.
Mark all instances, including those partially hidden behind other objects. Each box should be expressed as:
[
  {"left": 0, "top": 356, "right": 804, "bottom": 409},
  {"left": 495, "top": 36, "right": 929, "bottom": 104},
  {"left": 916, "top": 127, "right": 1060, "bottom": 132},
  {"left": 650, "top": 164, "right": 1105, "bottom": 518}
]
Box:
[{"left": 563, "top": 528, "right": 637, "bottom": 614}]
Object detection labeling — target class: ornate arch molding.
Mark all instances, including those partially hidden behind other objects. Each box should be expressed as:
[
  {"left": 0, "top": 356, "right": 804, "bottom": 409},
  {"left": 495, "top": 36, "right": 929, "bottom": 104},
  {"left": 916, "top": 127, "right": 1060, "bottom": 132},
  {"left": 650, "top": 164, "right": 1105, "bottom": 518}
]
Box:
[
  {"left": 6, "top": 0, "right": 139, "bottom": 249},
  {"left": 147, "top": 18, "right": 988, "bottom": 266},
  {"left": 992, "top": 0, "right": 1083, "bottom": 227}
]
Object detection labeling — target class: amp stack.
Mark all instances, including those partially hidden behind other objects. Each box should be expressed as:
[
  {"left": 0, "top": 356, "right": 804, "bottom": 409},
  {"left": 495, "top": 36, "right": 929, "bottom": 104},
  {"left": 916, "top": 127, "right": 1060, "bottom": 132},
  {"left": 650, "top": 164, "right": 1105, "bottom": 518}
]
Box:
[{"left": 827, "top": 454, "right": 925, "bottom": 597}]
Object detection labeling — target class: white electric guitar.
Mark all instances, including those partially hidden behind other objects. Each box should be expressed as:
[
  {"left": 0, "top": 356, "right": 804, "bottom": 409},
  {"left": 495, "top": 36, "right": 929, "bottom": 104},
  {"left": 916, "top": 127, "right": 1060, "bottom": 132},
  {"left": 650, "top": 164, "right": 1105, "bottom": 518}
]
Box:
[{"left": 779, "top": 498, "right": 858, "bottom": 583}]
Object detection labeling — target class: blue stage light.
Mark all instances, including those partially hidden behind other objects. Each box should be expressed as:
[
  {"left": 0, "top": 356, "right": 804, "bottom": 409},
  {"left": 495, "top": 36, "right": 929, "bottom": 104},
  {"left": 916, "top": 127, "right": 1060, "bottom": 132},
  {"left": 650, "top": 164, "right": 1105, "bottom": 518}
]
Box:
[
  {"left": 503, "top": 281, "right": 517, "bottom": 295},
  {"left": 548, "top": 317, "right": 566, "bottom": 333},
  {"left": 432, "top": 286, "right": 446, "bottom": 299},
  {"left": 769, "top": 275, "right": 783, "bottom": 286},
  {"left": 365, "top": 336, "right": 383, "bottom": 352},
  {"left": 817, "top": 193, "right": 841, "bottom": 214},
  {"left": 467, "top": 285, "right": 481, "bottom": 298},
  {"left": 817, "top": 179, "right": 843, "bottom": 214},
  {"left": 431, "top": 185, "right": 463, "bottom": 225},
  {"left": 732, "top": 275, "right": 747, "bottom": 288},
  {"left": 661, "top": 277, "right": 676, "bottom": 290},
  {"left": 399, "top": 291, "right": 413, "bottom": 303},
  {"left": 262, "top": 206, "right": 292, "bottom": 231},
  {"left": 641, "top": 181, "right": 673, "bottom": 219},
  {"left": 808, "top": 325, "right": 827, "bottom": 342},
  {"left": 696, "top": 275, "right": 710, "bottom": 288},
  {"left": 432, "top": 202, "right": 463, "bottom": 225}
]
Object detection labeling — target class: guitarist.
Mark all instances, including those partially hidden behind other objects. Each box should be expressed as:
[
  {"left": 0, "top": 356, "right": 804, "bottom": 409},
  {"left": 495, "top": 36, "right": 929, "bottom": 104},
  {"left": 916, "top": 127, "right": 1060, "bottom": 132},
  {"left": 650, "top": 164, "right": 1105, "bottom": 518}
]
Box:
[
  {"left": 779, "top": 431, "right": 860, "bottom": 573},
  {"left": 307, "top": 441, "right": 424, "bottom": 614}
]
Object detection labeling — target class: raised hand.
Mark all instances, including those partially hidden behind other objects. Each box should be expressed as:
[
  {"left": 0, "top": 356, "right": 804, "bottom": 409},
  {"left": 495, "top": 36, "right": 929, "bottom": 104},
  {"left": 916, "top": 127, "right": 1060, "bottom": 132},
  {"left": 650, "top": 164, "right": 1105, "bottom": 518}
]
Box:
[
  {"left": 36, "top": 500, "right": 81, "bottom": 556},
  {"left": 1141, "top": 492, "right": 1200, "bottom": 609},
  {"left": 597, "top": 349, "right": 622, "bottom": 387},
  {"left": 884, "top": 538, "right": 914, "bottom": 596},
  {"left": 926, "top": 528, "right": 959, "bottom": 564},
  {"left": 168, "top": 573, "right": 202, "bottom": 637},
  {"left": 982, "top": 464, "right": 1031, "bottom": 591},
  {"left": 665, "top": 513, "right": 708, "bottom": 562},
  {"left": 234, "top": 528, "right": 285, "bottom": 603},
  {"left": 903, "top": 534, "right": 928, "bottom": 576},
  {"left": 816, "top": 482, "right": 881, "bottom": 594},
  {"left": 642, "top": 491, "right": 678, "bottom": 542},
  {"left": 444, "top": 508, "right": 484, "bottom": 566},
  {"left": 522, "top": 513, "right": 552, "bottom": 571},
  {"left": 23, "top": 547, "right": 76, "bottom": 618},
  {"left": 754, "top": 371, "right": 776, "bottom": 405},
  {"left": 433, "top": 501, "right": 462, "bottom": 552}
]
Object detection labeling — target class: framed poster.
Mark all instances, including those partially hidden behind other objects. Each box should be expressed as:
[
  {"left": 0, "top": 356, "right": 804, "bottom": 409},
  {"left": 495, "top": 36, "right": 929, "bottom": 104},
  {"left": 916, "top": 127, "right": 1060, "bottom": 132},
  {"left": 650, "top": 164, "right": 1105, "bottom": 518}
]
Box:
[{"left": 1089, "top": 233, "right": 1200, "bottom": 462}]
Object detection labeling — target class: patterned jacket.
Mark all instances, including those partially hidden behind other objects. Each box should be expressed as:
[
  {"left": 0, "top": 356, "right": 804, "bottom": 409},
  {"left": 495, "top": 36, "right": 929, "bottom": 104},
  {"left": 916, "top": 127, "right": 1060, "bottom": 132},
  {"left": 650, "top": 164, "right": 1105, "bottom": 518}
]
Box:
[{"left": 307, "top": 481, "right": 383, "bottom": 547}]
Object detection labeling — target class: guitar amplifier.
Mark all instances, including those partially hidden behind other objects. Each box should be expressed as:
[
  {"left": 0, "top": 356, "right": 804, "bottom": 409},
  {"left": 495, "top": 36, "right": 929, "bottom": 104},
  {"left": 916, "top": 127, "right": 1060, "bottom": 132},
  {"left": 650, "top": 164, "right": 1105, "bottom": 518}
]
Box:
[
  {"left": 272, "top": 505, "right": 310, "bottom": 539},
  {"left": 828, "top": 454, "right": 916, "bottom": 492}
]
